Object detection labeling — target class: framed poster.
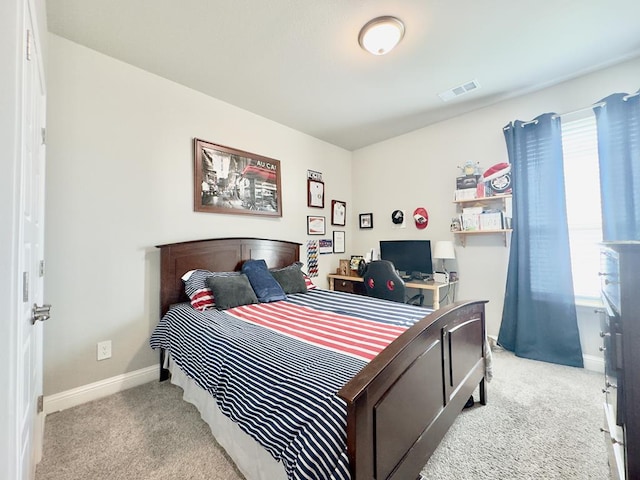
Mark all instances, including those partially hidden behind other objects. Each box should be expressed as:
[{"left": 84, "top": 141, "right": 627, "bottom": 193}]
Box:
[
  {"left": 331, "top": 200, "right": 346, "bottom": 226},
  {"left": 307, "top": 179, "right": 325, "bottom": 208},
  {"left": 319, "top": 239, "right": 333, "bottom": 254},
  {"left": 307, "top": 215, "right": 326, "bottom": 235},
  {"left": 333, "top": 231, "right": 345, "bottom": 253},
  {"left": 194, "top": 138, "right": 282, "bottom": 217}
]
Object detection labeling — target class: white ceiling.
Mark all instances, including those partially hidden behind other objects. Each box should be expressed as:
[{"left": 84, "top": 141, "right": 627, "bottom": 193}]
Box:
[{"left": 46, "top": 0, "right": 640, "bottom": 150}]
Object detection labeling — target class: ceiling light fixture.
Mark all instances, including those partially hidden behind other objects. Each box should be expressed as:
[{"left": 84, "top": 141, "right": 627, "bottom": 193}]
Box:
[{"left": 358, "top": 16, "right": 405, "bottom": 56}]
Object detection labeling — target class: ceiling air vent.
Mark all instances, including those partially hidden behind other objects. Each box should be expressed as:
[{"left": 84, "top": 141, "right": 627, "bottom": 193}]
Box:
[{"left": 438, "top": 79, "right": 481, "bottom": 102}]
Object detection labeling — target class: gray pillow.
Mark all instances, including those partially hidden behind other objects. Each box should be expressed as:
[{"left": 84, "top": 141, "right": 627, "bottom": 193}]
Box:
[
  {"left": 206, "top": 274, "right": 258, "bottom": 310},
  {"left": 270, "top": 263, "right": 308, "bottom": 294}
]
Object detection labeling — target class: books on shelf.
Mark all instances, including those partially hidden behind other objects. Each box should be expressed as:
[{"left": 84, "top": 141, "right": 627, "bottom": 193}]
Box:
[
  {"left": 479, "top": 212, "right": 503, "bottom": 230},
  {"left": 457, "top": 208, "right": 505, "bottom": 231},
  {"left": 454, "top": 189, "right": 477, "bottom": 201}
]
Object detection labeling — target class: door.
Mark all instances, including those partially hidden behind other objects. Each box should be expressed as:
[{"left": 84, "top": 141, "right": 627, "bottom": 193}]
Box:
[{"left": 18, "top": 0, "right": 47, "bottom": 477}]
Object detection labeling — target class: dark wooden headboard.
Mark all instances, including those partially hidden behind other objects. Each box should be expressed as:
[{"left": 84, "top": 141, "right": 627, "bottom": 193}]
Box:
[{"left": 156, "top": 237, "right": 301, "bottom": 316}]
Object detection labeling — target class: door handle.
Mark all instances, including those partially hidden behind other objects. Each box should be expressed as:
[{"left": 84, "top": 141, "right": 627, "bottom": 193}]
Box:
[{"left": 32, "top": 303, "right": 51, "bottom": 324}]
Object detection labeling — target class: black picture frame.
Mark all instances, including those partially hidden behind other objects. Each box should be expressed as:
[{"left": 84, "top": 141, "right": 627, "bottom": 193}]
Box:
[
  {"left": 331, "top": 200, "right": 346, "bottom": 226},
  {"left": 193, "top": 138, "right": 282, "bottom": 217},
  {"left": 359, "top": 213, "right": 373, "bottom": 229},
  {"left": 333, "top": 231, "right": 345, "bottom": 253}
]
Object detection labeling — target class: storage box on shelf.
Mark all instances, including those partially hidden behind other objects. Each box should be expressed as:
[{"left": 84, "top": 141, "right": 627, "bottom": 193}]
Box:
[{"left": 452, "top": 193, "right": 513, "bottom": 246}]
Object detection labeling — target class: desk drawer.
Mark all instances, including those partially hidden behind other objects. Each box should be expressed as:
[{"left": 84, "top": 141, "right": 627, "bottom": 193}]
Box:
[{"left": 334, "top": 279, "right": 366, "bottom": 295}]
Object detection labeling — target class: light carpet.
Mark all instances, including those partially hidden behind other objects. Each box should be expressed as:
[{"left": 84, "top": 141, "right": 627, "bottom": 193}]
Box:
[{"left": 36, "top": 349, "right": 610, "bottom": 480}]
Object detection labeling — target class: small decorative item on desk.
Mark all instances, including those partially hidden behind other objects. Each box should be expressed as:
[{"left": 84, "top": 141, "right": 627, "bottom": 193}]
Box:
[
  {"left": 449, "top": 271, "right": 458, "bottom": 282},
  {"left": 350, "top": 255, "right": 364, "bottom": 276},
  {"left": 339, "top": 259, "right": 350, "bottom": 276}
]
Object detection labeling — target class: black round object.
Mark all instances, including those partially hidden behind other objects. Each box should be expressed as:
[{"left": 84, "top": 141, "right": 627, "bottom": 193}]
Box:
[
  {"left": 391, "top": 210, "right": 404, "bottom": 225},
  {"left": 357, "top": 259, "right": 367, "bottom": 277}
]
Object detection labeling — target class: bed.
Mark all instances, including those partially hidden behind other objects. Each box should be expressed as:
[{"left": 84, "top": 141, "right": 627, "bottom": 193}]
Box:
[{"left": 151, "top": 237, "right": 487, "bottom": 480}]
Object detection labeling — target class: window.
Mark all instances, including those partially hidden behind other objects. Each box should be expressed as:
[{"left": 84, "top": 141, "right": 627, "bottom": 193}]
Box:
[{"left": 561, "top": 113, "right": 602, "bottom": 300}]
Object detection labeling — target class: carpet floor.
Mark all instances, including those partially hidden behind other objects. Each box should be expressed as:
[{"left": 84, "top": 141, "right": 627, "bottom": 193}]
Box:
[{"left": 36, "top": 349, "right": 610, "bottom": 479}]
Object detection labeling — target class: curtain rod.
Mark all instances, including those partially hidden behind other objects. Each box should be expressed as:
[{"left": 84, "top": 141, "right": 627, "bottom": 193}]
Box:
[
  {"left": 554, "top": 91, "right": 639, "bottom": 119},
  {"left": 504, "top": 90, "right": 640, "bottom": 130},
  {"left": 552, "top": 103, "right": 604, "bottom": 120}
]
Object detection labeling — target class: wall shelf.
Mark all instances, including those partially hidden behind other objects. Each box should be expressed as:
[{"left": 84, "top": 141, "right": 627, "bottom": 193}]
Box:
[
  {"left": 454, "top": 229, "right": 513, "bottom": 246},
  {"left": 452, "top": 194, "right": 513, "bottom": 246},
  {"left": 453, "top": 193, "right": 512, "bottom": 205}
]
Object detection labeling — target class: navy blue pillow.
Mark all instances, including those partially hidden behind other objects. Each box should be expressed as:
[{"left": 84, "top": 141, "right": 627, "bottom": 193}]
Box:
[{"left": 241, "top": 259, "right": 286, "bottom": 303}]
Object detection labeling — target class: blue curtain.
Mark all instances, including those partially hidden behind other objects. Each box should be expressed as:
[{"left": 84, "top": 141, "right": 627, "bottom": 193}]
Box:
[
  {"left": 498, "top": 113, "right": 584, "bottom": 367},
  {"left": 594, "top": 91, "right": 640, "bottom": 241}
]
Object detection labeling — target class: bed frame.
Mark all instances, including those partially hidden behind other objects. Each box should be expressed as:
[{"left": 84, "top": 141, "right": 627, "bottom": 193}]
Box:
[{"left": 156, "top": 237, "right": 487, "bottom": 480}]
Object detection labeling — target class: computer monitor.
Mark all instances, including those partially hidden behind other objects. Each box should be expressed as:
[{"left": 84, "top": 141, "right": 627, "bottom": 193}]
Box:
[{"left": 379, "top": 240, "right": 433, "bottom": 279}]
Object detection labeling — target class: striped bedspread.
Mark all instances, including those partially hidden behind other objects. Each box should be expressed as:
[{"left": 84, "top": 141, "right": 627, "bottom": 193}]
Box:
[{"left": 149, "top": 289, "right": 430, "bottom": 480}]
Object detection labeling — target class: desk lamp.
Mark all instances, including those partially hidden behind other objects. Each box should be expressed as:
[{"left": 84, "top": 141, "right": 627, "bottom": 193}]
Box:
[{"left": 433, "top": 241, "right": 455, "bottom": 281}]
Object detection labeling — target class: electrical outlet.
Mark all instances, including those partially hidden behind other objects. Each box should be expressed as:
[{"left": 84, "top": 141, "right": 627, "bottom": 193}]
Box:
[{"left": 97, "top": 340, "right": 112, "bottom": 361}]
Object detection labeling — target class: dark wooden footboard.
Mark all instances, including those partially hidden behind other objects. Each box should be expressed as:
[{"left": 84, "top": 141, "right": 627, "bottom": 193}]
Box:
[{"left": 338, "top": 300, "right": 487, "bottom": 480}]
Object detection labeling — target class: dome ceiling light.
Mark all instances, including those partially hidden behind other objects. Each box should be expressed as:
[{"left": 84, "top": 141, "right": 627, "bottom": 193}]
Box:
[{"left": 358, "top": 16, "right": 405, "bottom": 56}]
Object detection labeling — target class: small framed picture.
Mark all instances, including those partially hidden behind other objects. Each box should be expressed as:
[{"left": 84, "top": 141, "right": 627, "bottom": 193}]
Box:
[
  {"left": 307, "top": 215, "right": 326, "bottom": 235},
  {"left": 338, "top": 259, "right": 350, "bottom": 276},
  {"left": 359, "top": 213, "right": 373, "bottom": 229},
  {"left": 331, "top": 200, "right": 346, "bottom": 226},
  {"left": 307, "top": 179, "right": 325, "bottom": 208},
  {"left": 333, "top": 231, "right": 345, "bottom": 253}
]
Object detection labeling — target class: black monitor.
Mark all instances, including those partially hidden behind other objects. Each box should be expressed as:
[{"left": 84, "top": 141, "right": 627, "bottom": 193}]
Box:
[{"left": 379, "top": 240, "right": 433, "bottom": 279}]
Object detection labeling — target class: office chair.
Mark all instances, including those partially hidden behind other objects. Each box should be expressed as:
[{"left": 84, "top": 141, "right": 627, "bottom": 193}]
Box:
[{"left": 362, "top": 260, "right": 424, "bottom": 306}]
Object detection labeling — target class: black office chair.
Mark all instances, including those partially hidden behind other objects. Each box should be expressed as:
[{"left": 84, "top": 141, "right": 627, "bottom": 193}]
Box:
[{"left": 362, "top": 260, "right": 424, "bottom": 306}]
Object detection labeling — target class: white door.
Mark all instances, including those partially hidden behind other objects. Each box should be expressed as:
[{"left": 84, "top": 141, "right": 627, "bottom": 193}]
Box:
[{"left": 17, "top": 0, "right": 47, "bottom": 478}]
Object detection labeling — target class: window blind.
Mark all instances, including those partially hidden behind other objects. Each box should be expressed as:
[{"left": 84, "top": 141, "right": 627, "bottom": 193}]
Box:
[{"left": 561, "top": 113, "right": 602, "bottom": 300}]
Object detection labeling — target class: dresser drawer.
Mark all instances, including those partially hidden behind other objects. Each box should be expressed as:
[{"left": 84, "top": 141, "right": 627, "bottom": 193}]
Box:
[
  {"left": 599, "top": 242, "right": 640, "bottom": 480},
  {"left": 600, "top": 249, "right": 621, "bottom": 315},
  {"left": 603, "top": 406, "right": 626, "bottom": 480}
]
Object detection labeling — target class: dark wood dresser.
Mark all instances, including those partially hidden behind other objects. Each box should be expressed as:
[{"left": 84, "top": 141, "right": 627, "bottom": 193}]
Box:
[{"left": 600, "top": 241, "right": 640, "bottom": 480}]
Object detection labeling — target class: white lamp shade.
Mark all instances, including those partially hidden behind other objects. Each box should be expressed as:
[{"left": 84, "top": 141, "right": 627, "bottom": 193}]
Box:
[
  {"left": 358, "top": 16, "right": 405, "bottom": 56},
  {"left": 434, "top": 240, "right": 455, "bottom": 259}
]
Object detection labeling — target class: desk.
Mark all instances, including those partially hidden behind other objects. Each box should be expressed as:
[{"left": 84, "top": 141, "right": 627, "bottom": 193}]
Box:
[{"left": 327, "top": 274, "right": 456, "bottom": 310}]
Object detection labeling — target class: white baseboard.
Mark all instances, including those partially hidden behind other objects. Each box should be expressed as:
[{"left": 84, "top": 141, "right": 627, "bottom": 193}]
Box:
[
  {"left": 43, "top": 365, "right": 158, "bottom": 414},
  {"left": 583, "top": 354, "right": 605, "bottom": 373}
]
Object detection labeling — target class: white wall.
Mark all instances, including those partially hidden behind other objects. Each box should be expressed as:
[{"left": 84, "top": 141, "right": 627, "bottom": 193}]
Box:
[
  {"left": 45, "top": 33, "right": 640, "bottom": 395},
  {"left": 351, "top": 56, "right": 640, "bottom": 359},
  {"left": 44, "top": 34, "right": 352, "bottom": 395}
]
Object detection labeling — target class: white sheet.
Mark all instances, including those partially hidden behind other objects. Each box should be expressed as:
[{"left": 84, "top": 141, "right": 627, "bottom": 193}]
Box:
[{"left": 168, "top": 357, "right": 288, "bottom": 480}]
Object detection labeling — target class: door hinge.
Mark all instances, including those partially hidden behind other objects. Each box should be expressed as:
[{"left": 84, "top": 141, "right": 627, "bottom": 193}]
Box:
[
  {"left": 23, "top": 272, "right": 29, "bottom": 302},
  {"left": 26, "top": 29, "right": 32, "bottom": 61},
  {"left": 41, "top": 128, "right": 46, "bottom": 146},
  {"left": 37, "top": 395, "right": 44, "bottom": 414},
  {"left": 39, "top": 260, "right": 45, "bottom": 277}
]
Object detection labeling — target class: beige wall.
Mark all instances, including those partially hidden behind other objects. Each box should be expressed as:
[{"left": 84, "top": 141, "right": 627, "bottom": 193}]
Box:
[
  {"left": 44, "top": 34, "right": 352, "bottom": 395},
  {"left": 351, "top": 56, "right": 640, "bottom": 354}
]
